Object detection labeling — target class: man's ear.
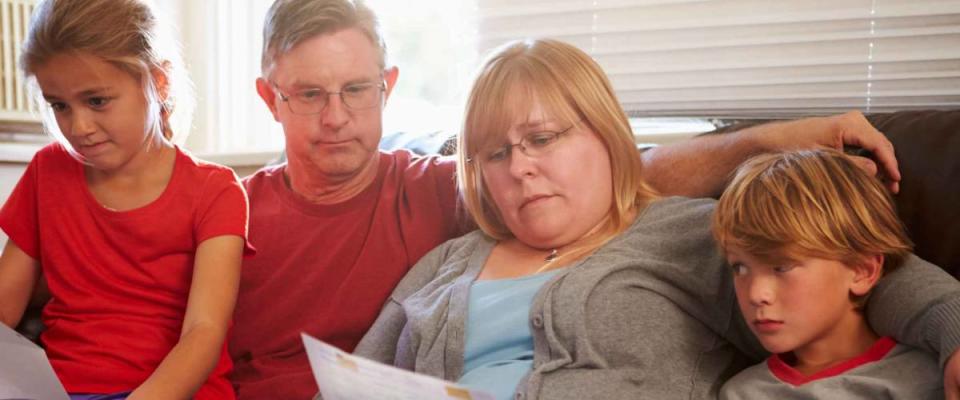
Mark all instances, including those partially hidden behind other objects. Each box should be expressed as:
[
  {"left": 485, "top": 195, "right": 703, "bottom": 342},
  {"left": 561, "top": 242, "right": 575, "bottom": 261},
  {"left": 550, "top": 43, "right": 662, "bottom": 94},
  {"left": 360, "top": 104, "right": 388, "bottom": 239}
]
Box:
[
  {"left": 850, "top": 254, "right": 884, "bottom": 297},
  {"left": 256, "top": 77, "right": 281, "bottom": 122},
  {"left": 382, "top": 66, "right": 399, "bottom": 104}
]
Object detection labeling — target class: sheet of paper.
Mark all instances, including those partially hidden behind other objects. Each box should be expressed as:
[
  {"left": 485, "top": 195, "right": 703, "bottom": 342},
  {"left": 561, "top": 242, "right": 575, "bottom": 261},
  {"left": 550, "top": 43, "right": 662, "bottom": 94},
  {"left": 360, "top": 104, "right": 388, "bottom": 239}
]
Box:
[
  {"left": 302, "top": 333, "right": 495, "bottom": 400},
  {"left": 0, "top": 324, "right": 69, "bottom": 400}
]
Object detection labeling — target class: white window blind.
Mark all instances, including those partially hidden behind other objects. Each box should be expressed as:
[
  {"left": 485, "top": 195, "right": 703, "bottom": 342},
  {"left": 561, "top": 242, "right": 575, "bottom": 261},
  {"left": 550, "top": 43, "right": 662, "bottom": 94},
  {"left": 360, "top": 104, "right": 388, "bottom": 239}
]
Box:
[
  {"left": 172, "top": 0, "right": 283, "bottom": 153},
  {"left": 477, "top": 0, "right": 960, "bottom": 118},
  {"left": 172, "top": 0, "right": 477, "bottom": 154},
  {"left": 0, "top": 0, "right": 39, "bottom": 127}
]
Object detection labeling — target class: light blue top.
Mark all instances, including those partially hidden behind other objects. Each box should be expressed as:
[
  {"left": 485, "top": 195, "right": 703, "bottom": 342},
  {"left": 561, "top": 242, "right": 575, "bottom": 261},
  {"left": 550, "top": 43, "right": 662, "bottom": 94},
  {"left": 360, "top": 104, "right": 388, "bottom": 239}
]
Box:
[{"left": 457, "top": 269, "right": 561, "bottom": 400}]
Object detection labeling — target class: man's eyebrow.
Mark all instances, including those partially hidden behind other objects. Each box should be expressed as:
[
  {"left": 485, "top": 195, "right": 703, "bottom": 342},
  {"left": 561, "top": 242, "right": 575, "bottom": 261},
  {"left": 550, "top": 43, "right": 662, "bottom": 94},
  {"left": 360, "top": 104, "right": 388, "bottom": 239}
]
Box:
[{"left": 288, "top": 77, "right": 379, "bottom": 90}]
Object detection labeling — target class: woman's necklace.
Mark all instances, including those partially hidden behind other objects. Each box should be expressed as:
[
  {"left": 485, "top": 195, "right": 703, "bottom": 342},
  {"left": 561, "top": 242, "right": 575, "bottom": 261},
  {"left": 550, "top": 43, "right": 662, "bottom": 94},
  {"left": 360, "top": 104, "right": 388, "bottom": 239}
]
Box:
[
  {"left": 544, "top": 249, "right": 559, "bottom": 262},
  {"left": 534, "top": 249, "right": 562, "bottom": 274}
]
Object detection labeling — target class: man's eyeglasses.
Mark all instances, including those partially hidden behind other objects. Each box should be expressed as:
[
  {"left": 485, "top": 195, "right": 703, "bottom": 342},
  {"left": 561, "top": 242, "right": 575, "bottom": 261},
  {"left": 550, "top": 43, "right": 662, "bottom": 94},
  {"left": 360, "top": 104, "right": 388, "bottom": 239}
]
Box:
[
  {"left": 271, "top": 81, "right": 386, "bottom": 115},
  {"left": 469, "top": 123, "right": 579, "bottom": 166}
]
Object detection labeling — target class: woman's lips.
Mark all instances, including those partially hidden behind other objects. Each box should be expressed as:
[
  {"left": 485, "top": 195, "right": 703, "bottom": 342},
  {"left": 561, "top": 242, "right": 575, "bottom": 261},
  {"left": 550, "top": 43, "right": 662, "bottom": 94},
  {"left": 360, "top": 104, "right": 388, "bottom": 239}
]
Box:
[{"left": 520, "top": 194, "right": 553, "bottom": 210}]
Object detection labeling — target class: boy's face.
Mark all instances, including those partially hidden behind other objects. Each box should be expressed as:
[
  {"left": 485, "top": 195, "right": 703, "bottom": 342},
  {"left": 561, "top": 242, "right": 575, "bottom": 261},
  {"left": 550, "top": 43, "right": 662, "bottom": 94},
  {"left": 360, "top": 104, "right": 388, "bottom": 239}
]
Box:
[{"left": 725, "top": 247, "right": 871, "bottom": 359}]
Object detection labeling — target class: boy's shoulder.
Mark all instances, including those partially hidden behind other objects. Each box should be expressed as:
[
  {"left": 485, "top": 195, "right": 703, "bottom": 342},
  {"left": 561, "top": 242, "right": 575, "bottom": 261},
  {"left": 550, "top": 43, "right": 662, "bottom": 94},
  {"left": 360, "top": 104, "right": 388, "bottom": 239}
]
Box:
[{"left": 721, "top": 343, "right": 942, "bottom": 400}]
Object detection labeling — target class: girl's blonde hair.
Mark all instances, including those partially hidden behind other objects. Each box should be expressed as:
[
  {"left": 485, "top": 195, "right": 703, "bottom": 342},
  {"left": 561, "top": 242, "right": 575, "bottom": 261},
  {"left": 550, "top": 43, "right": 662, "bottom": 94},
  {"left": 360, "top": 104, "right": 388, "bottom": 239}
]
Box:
[
  {"left": 457, "top": 39, "right": 658, "bottom": 262},
  {"left": 713, "top": 148, "right": 912, "bottom": 274},
  {"left": 19, "top": 0, "right": 193, "bottom": 149}
]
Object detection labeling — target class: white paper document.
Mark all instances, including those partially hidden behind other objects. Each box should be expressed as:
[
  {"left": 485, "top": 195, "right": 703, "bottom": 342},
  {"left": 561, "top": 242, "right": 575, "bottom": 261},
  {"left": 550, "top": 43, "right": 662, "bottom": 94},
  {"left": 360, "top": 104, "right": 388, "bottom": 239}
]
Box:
[
  {"left": 0, "top": 324, "right": 69, "bottom": 400},
  {"left": 302, "top": 333, "right": 495, "bottom": 400}
]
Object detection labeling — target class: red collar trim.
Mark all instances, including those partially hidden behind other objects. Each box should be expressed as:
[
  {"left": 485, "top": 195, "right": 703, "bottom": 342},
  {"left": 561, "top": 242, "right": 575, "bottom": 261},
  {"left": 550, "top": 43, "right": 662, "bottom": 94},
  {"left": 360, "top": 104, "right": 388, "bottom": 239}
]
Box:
[{"left": 768, "top": 336, "right": 897, "bottom": 386}]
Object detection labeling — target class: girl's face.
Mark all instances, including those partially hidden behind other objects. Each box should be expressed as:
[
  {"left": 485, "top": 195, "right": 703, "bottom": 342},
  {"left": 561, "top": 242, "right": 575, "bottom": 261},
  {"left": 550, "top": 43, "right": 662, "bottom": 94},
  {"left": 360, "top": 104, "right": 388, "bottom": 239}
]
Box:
[{"left": 34, "top": 53, "right": 161, "bottom": 173}]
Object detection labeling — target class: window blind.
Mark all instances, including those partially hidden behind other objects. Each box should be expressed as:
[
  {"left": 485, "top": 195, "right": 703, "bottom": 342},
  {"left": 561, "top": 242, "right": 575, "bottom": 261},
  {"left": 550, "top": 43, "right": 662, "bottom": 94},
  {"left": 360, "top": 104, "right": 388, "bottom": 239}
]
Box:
[
  {"left": 0, "top": 0, "right": 39, "bottom": 127},
  {"left": 477, "top": 0, "right": 960, "bottom": 118}
]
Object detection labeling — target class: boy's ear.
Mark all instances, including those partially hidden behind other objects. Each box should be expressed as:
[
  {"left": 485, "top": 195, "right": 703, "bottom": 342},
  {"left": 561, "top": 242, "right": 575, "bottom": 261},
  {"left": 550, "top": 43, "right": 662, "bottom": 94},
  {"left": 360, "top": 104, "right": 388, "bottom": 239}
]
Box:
[{"left": 850, "top": 254, "right": 884, "bottom": 296}]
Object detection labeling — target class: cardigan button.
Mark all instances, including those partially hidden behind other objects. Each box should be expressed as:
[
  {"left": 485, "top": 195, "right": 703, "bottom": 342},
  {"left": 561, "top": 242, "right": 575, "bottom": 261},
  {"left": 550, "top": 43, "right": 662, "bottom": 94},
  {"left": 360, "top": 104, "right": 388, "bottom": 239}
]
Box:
[
  {"left": 531, "top": 315, "right": 543, "bottom": 328},
  {"left": 515, "top": 392, "right": 525, "bottom": 400}
]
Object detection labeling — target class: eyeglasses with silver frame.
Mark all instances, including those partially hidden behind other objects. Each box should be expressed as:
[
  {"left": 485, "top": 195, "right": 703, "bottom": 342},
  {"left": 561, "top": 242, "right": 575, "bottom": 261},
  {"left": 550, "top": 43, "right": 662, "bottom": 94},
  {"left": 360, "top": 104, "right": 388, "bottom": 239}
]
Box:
[{"left": 271, "top": 80, "right": 386, "bottom": 114}]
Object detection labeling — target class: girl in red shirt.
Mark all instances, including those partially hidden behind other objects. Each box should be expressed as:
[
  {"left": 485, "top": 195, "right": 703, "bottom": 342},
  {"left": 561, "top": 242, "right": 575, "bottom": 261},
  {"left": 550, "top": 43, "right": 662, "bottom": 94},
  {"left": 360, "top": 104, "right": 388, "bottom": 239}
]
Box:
[{"left": 0, "top": 0, "right": 252, "bottom": 399}]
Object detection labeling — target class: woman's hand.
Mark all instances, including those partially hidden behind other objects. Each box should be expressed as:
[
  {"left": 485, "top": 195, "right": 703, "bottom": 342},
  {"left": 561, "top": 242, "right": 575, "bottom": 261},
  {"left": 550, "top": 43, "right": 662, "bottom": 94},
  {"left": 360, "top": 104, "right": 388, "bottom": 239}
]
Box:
[{"left": 946, "top": 348, "right": 960, "bottom": 400}]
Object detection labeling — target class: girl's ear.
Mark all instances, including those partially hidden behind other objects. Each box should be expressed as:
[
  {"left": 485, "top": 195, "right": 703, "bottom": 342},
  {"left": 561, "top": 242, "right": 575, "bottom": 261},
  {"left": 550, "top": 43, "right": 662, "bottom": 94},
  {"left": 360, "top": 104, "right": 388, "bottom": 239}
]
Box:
[
  {"left": 150, "top": 61, "right": 174, "bottom": 139},
  {"left": 151, "top": 60, "right": 172, "bottom": 107},
  {"left": 850, "top": 254, "right": 884, "bottom": 297}
]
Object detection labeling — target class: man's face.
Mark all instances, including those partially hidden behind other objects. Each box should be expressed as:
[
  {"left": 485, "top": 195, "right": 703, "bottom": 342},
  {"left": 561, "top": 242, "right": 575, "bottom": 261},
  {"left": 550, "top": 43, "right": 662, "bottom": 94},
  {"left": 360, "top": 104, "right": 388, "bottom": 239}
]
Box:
[{"left": 259, "top": 28, "right": 397, "bottom": 181}]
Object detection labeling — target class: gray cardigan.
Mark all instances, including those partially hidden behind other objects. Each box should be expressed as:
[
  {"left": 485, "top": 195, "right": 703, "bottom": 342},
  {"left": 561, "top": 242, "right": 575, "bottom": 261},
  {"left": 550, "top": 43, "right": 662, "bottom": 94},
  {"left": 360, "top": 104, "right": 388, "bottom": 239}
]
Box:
[{"left": 355, "top": 197, "right": 960, "bottom": 400}]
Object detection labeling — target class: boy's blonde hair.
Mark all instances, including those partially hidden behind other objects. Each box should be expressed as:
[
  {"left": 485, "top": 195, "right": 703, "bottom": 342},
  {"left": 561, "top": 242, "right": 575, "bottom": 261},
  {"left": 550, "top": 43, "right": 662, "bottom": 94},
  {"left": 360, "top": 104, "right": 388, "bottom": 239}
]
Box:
[
  {"left": 457, "top": 39, "right": 658, "bottom": 262},
  {"left": 713, "top": 148, "right": 912, "bottom": 275},
  {"left": 20, "top": 0, "right": 193, "bottom": 147}
]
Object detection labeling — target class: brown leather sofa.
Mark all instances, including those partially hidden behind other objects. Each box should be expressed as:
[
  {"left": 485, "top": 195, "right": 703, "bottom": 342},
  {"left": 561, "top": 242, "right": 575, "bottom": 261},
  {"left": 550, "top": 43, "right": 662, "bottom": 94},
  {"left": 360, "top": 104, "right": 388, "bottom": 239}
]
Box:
[{"left": 870, "top": 110, "right": 960, "bottom": 278}]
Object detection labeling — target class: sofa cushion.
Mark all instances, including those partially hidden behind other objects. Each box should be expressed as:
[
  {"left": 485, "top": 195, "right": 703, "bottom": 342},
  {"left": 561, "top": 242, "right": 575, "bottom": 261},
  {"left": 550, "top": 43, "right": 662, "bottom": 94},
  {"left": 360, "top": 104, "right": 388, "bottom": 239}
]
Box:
[{"left": 868, "top": 110, "right": 960, "bottom": 278}]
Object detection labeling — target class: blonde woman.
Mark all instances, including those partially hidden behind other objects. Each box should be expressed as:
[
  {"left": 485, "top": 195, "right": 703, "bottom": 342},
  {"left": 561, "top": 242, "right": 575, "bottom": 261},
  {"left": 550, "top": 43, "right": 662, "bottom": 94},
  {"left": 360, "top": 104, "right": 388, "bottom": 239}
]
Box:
[{"left": 355, "top": 39, "right": 960, "bottom": 400}]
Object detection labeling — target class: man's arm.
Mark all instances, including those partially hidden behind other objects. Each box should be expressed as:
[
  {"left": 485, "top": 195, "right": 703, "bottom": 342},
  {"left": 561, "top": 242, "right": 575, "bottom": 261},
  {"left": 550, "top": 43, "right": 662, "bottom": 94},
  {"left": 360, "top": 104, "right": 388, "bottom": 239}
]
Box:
[{"left": 640, "top": 111, "right": 901, "bottom": 197}]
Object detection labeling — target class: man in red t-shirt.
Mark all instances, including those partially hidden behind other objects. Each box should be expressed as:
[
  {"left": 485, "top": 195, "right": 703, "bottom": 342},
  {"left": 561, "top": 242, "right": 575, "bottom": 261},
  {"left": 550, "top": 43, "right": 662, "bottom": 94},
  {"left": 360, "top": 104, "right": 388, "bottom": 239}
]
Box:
[{"left": 228, "top": 1, "right": 904, "bottom": 399}]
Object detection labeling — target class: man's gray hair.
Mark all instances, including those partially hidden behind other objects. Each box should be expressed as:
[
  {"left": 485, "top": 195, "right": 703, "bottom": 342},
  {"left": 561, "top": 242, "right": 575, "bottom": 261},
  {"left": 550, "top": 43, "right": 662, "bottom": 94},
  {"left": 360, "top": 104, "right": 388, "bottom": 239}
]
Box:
[{"left": 261, "top": 0, "right": 386, "bottom": 77}]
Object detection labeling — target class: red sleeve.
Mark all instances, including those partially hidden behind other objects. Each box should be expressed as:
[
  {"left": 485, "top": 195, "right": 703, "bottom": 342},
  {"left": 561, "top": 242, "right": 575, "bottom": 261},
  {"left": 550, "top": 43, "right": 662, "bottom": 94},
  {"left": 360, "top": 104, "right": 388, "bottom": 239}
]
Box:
[
  {"left": 0, "top": 154, "right": 41, "bottom": 260},
  {"left": 195, "top": 169, "right": 256, "bottom": 256}
]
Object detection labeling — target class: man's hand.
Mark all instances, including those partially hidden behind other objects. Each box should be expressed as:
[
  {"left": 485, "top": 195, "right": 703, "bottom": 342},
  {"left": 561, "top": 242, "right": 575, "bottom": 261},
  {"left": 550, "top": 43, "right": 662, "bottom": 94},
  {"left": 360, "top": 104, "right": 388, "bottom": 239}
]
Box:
[
  {"left": 640, "top": 110, "right": 902, "bottom": 197},
  {"left": 748, "top": 111, "right": 901, "bottom": 193}
]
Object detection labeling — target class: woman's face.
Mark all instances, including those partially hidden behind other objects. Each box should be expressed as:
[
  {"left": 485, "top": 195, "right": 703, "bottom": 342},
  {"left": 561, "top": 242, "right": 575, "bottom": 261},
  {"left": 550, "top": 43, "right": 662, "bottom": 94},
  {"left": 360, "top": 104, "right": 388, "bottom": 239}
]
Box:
[{"left": 479, "top": 96, "right": 614, "bottom": 249}]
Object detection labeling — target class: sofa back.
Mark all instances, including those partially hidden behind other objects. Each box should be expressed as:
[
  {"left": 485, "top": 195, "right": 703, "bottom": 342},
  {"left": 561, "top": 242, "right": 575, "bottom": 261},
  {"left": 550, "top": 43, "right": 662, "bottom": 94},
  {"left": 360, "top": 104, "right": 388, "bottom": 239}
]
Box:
[{"left": 869, "top": 110, "right": 960, "bottom": 279}]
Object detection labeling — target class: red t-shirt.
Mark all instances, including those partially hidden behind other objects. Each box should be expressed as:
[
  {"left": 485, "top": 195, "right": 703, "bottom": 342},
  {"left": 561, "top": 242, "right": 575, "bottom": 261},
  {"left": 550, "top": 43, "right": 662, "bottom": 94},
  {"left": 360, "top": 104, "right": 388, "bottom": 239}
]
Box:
[
  {"left": 230, "top": 150, "right": 467, "bottom": 400},
  {"left": 0, "top": 144, "right": 252, "bottom": 398}
]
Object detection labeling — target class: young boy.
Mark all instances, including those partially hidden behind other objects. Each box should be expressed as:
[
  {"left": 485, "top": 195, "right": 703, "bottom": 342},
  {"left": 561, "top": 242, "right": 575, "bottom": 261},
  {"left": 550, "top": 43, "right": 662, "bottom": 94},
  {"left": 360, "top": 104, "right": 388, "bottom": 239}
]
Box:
[{"left": 713, "top": 149, "right": 942, "bottom": 399}]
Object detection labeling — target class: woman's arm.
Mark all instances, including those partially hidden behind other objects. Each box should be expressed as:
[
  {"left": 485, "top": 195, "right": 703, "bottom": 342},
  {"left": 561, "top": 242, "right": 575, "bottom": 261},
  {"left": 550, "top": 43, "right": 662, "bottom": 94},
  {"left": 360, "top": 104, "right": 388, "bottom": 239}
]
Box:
[
  {"left": 866, "top": 255, "right": 960, "bottom": 363},
  {"left": 0, "top": 241, "right": 40, "bottom": 328},
  {"left": 128, "top": 235, "right": 244, "bottom": 400},
  {"left": 864, "top": 255, "right": 960, "bottom": 398},
  {"left": 353, "top": 298, "right": 408, "bottom": 366},
  {"left": 641, "top": 111, "right": 900, "bottom": 197},
  {"left": 353, "top": 239, "right": 458, "bottom": 366}
]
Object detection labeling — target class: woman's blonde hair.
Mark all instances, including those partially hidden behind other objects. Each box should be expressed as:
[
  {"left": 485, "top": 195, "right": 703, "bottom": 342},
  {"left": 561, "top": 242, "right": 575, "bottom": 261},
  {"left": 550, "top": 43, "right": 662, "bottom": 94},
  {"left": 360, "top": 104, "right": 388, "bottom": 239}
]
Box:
[
  {"left": 457, "top": 39, "right": 658, "bottom": 259},
  {"left": 19, "top": 0, "right": 193, "bottom": 148},
  {"left": 713, "top": 148, "right": 912, "bottom": 275}
]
